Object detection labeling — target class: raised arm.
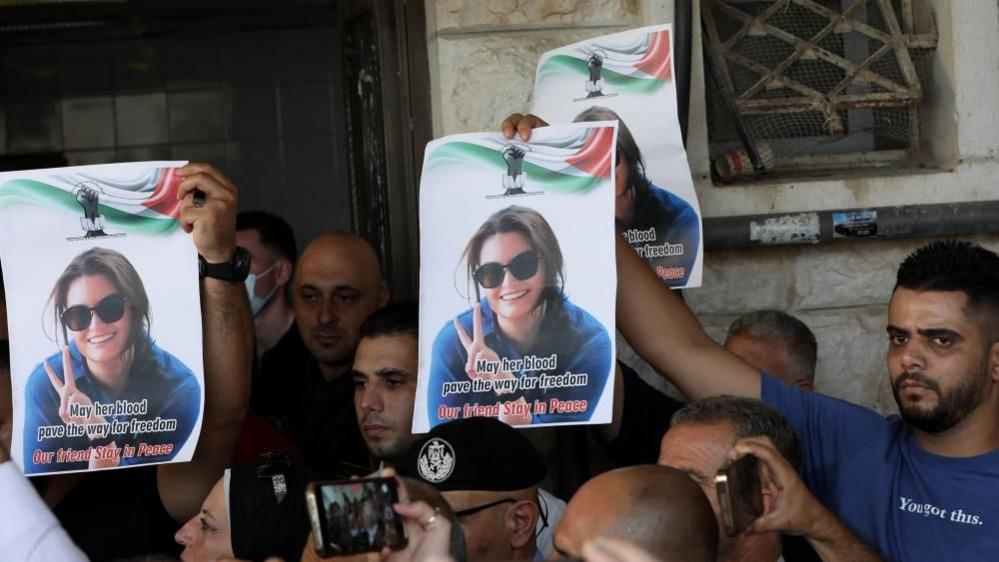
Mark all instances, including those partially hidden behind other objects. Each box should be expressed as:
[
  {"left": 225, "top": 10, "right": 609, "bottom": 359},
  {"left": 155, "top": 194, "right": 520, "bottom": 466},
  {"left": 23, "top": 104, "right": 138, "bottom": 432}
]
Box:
[
  {"left": 614, "top": 232, "right": 760, "bottom": 400},
  {"left": 500, "top": 112, "right": 759, "bottom": 401},
  {"left": 732, "top": 437, "right": 885, "bottom": 562},
  {"left": 158, "top": 163, "right": 253, "bottom": 522}
]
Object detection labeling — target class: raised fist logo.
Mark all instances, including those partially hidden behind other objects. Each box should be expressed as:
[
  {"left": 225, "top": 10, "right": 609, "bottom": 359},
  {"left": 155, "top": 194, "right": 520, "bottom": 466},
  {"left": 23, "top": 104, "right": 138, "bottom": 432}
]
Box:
[
  {"left": 501, "top": 145, "right": 527, "bottom": 195},
  {"left": 585, "top": 51, "right": 606, "bottom": 98},
  {"left": 73, "top": 182, "right": 107, "bottom": 238}
]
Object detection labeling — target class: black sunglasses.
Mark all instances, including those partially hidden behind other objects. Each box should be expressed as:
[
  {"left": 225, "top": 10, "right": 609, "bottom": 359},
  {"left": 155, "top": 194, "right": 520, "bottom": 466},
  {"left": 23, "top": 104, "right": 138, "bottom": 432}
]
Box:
[
  {"left": 61, "top": 294, "right": 127, "bottom": 332},
  {"left": 473, "top": 251, "right": 541, "bottom": 289}
]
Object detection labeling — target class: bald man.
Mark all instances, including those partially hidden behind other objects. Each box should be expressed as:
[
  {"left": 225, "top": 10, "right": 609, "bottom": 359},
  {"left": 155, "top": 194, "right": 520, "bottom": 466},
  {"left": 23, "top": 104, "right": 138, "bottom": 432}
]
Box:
[
  {"left": 294, "top": 232, "right": 390, "bottom": 381},
  {"left": 553, "top": 465, "right": 717, "bottom": 562},
  {"left": 255, "top": 231, "right": 390, "bottom": 476}
]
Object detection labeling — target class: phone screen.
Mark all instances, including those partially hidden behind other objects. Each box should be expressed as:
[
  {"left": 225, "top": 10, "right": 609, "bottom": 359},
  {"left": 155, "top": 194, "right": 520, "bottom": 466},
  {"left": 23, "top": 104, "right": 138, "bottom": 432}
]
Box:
[
  {"left": 714, "top": 454, "right": 764, "bottom": 537},
  {"left": 306, "top": 477, "right": 408, "bottom": 557}
]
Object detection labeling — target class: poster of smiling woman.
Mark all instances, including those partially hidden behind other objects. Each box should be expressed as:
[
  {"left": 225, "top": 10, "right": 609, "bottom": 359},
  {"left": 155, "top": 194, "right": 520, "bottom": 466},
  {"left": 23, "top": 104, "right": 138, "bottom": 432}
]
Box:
[
  {"left": 415, "top": 121, "right": 618, "bottom": 432},
  {"left": 0, "top": 162, "right": 204, "bottom": 475},
  {"left": 532, "top": 24, "right": 703, "bottom": 288}
]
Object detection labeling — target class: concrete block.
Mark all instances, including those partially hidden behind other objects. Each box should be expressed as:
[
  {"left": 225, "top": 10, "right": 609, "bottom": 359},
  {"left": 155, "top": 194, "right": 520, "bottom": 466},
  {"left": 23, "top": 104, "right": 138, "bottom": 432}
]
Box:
[
  {"left": 169, "top": 90, "right": 226, "bottom": 143},
  {"left": 115, "top": 93, "right": 168, "bottom": 146},
  {"left": 799, "top": 306, "right": 897, "bottom": 415},
  {"left": 794, "top": 235, "right": 999, "bottom": 311},
  {"left": 7, "top": 101, "right": 61, "bottom": 154},
  {"left": 435, "top": 0, "right": 638, "bottom": 32},
  {"left": 686, "top": 246, "right": 795, "bottom": 315},
  {"left": 793, "top": 240, "right": 912, "bottom": 310},
  {"left": 62, "top": 97, "right": 115, "bottom": 150},
  {"left": 437, "top": 29, "right": 626, "bottom": 135}
]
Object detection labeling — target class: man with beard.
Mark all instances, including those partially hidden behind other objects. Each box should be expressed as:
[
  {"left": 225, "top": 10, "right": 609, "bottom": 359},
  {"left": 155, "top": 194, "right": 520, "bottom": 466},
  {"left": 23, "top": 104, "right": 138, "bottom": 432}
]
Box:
[
  {"left": 616, "top": 238, "right": 999, "bottom": 560},
  {"left": 288, "top": 231, "right": 390, "bottom": 475},
  {"left": 352, "top": 303, "right": 419, "bottom": 465}
]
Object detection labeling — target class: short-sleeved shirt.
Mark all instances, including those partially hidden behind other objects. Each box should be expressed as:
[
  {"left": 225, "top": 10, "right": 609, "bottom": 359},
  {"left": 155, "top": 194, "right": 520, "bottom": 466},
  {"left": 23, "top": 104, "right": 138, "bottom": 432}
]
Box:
[
  {"left": 428, "top": 296, "right": 612, "bottom": 428},
  {"left": 22, "top": 339, "right": 200, "bottom": 474},
  {"left": 762, "top": 373, "right": 999, "bottom": 561}
]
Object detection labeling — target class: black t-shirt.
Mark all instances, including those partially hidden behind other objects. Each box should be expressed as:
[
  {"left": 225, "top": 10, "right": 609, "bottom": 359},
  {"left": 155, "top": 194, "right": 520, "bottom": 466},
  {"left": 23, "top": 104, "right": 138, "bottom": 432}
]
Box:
[
  {"left": 251, "top": 324, "right": 312, "bottom": 429},
  {"left": 292, "top": 363, "right": 370, "bottom": 477},
  {"left": 53, "top": 466, "right": 180, "bottom": 560},
  {"left": 601, "top": 360, "right": 684, "bottom": 466},
  {"left": 250, "top": 325, "right": 370, "bottom": 477}
]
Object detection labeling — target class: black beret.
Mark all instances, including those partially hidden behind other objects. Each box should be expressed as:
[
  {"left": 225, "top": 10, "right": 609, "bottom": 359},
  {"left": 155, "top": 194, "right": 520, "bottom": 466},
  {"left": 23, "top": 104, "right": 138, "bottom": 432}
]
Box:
[{"left": 397, "top": 417, "right": 547, "bottom": 492}]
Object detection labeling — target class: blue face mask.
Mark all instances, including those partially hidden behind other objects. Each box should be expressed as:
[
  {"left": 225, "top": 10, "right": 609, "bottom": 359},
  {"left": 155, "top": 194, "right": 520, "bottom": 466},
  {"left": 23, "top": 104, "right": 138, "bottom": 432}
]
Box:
[{"left": 245, "top": 262, "right": 279, "bottom": 316}]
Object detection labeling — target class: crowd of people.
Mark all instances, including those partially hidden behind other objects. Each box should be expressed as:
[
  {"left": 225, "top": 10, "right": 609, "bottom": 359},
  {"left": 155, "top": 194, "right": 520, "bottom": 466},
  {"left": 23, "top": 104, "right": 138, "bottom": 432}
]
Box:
[{"left": 0, "top": 107, "right": 997, "bottom": 562}]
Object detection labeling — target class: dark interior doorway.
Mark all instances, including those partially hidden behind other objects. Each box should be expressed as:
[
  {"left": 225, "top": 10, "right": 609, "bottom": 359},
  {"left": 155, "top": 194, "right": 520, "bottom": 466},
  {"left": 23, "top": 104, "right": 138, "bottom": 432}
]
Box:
[{"left": 0, "top": 0, "right": 431, "bottom": 296}]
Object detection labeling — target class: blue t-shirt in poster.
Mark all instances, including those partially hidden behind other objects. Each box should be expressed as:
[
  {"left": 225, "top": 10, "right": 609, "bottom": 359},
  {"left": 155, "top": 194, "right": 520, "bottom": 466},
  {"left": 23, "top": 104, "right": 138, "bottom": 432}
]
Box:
[
  {"left": 762, "top": 374, "right": 999, "bottom": 561},
  {"left": 623, "top": 183, "right": 699, "bottom": 286},
  {"left": 429, "top": 296, "right": 612, "bottom": 428},
  {"left": 22, "top": 338, "right": 200, "bottom": 474}
]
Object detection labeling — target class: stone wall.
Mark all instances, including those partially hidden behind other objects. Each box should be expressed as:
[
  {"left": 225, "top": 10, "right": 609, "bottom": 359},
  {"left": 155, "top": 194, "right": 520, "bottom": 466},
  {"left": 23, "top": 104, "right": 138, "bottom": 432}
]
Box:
[
  {"left": 681, "top": 233, "right": 999, "bottom": 414},
  {"left": 423, "top": 0, "right": 999, "bottom": 414},
  {"left": 425, "top": 0, "right": 645, "bottom": 135}
]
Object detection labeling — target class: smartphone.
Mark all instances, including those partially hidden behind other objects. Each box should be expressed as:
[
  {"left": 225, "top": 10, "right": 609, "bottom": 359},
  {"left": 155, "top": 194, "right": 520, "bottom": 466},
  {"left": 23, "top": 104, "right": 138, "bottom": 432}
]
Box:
[
  {"left": 714, "top": 454, "right": 764, "bottom": 536},
  {"left": 305, "top": 476, "right": 408, "bottom": 557}
]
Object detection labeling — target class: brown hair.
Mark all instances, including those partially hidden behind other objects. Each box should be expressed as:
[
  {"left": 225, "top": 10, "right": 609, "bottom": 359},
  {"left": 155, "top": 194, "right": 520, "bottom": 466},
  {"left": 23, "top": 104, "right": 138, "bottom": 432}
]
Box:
[
  {"left": 462, "top": 206, "right": 565, "bottom": 311},
  {"left": 573, "top": 106, "right": 650, "bottom": 200},
  {"left": 49, "top": 247, "right": 156, "bottom": 374}
]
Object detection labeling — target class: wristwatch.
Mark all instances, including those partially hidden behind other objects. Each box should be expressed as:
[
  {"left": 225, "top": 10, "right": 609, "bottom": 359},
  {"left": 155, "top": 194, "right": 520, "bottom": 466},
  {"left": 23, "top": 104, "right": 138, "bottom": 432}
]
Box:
[{"left": 199, "top": 246, "right": 251, "bottom": 282}]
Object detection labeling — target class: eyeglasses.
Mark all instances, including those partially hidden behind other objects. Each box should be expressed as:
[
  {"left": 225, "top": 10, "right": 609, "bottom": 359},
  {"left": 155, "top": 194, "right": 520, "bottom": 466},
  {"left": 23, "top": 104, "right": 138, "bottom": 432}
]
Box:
[
  {"left": 454, "top": 495, "right": 550, "bottom": 540},
  {"left": 473, "top": 251, "right": 541, "bottom": 289},
  {"left": 61, "top": 294, "right": 127, "bottom": 332},
  {"left": 454, "top": 498, "right": 516, "bottom": 519}
]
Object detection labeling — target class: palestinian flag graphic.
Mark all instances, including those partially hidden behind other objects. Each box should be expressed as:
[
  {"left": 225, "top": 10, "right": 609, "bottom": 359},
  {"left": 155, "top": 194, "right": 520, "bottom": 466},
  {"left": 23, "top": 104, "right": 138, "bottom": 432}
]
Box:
[
  {"left": 537, "top": 28, "right": 672, "bottom": 96},
  {"left": 0, "top": 165, "right": 183, "bottom": 236},
  {"left": 424, "top": 124, "right": 615, "bottom": 194}
]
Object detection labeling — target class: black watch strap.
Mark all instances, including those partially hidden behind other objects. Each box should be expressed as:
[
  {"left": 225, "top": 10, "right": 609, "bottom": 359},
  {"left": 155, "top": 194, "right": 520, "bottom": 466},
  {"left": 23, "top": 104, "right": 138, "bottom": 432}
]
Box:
[{"left": 199, "top": 246, "right": 251, "bottom": 282}]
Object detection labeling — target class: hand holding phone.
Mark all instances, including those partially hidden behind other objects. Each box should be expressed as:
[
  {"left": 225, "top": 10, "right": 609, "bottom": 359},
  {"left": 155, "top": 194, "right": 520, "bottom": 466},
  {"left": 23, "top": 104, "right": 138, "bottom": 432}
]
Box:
[
  {"left": 305, "top": 476, "right": 408, "bottom": 557},
  {"left": 715, "top": 453, "right": 764, "bottom": 536},
  {"left": 729, "top": 436, "right": 829, "bottom": 538}
]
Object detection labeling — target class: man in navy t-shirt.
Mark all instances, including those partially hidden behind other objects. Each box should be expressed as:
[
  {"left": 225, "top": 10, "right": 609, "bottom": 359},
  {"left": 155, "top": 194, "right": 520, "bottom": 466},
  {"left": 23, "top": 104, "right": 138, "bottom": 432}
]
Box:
[{"left": 616, "top": 238, "right": 999, "bottom": 561}]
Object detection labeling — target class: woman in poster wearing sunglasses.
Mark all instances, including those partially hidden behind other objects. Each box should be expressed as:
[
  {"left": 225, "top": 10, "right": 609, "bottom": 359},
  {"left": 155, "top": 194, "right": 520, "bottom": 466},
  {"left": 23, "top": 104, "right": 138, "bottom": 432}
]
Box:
[
  {"left": 428, "top": 205, "right": 612, "bottom": 427},
  {"left": 22, "top": 247, "right": 200, "bottom": 473}
]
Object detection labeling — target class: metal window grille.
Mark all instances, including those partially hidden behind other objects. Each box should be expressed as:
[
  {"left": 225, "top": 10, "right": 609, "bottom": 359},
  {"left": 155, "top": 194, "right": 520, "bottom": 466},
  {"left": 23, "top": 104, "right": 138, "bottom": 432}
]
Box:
[{"left": 702, "top": 0, "right": 938, "bottom": 182}]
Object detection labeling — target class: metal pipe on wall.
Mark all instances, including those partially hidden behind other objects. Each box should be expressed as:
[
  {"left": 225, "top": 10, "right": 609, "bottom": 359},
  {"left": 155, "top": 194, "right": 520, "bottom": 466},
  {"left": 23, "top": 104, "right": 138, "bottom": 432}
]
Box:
[{"left": 703, "top": 201, "right": 999, "bottom": 251}]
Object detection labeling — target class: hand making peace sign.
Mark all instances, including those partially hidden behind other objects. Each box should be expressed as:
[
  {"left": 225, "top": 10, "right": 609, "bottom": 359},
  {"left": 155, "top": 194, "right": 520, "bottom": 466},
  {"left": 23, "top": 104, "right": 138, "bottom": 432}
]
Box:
[
  {"left": 452, "top": 304, "right": 532, "bottom": 425},
  {"left": 453, "top": 304, "right": 515, "bottom": 390},
  {"left": 43, "top": 346, "right": 108, "bottom": 437}
]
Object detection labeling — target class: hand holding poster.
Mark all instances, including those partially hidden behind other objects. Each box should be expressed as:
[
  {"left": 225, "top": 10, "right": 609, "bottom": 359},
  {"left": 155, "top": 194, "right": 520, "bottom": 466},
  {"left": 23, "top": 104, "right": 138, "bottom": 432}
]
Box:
[
  {"left": 0, "top": 162, "right": 204, "bottom": 475},
  {"left": 415, "top": 122, "right": 618, "bottom": 432},
  {"left": 531, "top": 24, "right": 704, "bottom": 288}
]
